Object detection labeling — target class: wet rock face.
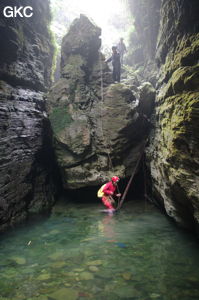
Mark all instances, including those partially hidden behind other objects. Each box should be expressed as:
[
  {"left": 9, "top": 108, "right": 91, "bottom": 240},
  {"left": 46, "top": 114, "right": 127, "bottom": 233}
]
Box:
[
  {"left": 48, "top": 15, "right": 152, "bottom": 189},
  {"left": 127, "top": 0, "right": 161, "bottom": 83},
  {"left": 128, "top": 0, "right": 161, "bottom": 62},
  {"left": 0, "top": 0, "right": 53, "bottom": 91},
  {"left": 145, "top": 0, "right": 199, "bottom": 229},
  {"left": 0, "top": 0, "right": 55, "bottom": 231}
]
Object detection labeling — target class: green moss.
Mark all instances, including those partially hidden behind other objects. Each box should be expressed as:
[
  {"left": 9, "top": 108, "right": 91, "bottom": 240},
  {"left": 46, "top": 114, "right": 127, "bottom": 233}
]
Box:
[
  {"left": 49, "top": 106, "right": 72, "bottom": 134},
  {"left": 162, "top": 33, "right": 199, "bottom": 82},
  {"left": 62, "top": 55, "right": 86, "bottom": 80},
  {"left": 157, "top": 91, "right": 199, "bottom": 162}
]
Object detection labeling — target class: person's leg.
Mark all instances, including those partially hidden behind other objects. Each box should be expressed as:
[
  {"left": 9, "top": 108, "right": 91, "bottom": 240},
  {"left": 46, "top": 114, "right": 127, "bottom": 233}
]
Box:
[
  {"left": 116, "top": 67, "right": 121, "bottom": 82},
  {"left": 120, "top": 53, "right": 123, "bottom": 65},
  {"left": 102, "top": 196, "right": 114, "bottom": 209},
  {"left": 112, "top": 67, "right": 117, "bottom": 82},
  {"left": 118, "top": 69, "right": 121, "bottom": 82}
]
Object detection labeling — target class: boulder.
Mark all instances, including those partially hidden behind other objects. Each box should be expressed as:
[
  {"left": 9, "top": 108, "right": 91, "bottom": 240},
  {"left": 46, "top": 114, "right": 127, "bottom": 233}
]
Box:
[
  {"left": 47, "top": 15, "right": 150, "bottom": 189},
  {"left": 138, "top": 82, "right": 156, "bottom": 117}
]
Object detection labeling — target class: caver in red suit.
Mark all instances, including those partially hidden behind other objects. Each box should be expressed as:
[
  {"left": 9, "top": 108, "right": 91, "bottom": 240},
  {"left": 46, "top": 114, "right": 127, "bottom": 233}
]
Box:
[{"left": 102, "top": 176, "right": 121, "bottom": 209}]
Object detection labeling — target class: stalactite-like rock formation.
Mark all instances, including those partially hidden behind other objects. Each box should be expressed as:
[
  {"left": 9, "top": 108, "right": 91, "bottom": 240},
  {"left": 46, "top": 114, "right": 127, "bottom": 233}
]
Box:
[{"left": 0, "top": 0, "right": 55, "bottom": 231}]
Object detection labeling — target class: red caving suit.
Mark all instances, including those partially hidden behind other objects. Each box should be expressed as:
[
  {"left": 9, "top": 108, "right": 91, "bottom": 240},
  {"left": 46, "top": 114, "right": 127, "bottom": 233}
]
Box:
[{"left": 102, "top": 181, "right": 116, "bottom": 209}]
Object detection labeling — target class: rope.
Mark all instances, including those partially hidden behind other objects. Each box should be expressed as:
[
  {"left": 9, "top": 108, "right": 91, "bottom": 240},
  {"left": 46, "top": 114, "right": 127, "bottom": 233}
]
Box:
[
  {"left": 116, "top": 139, "right": 148, "bottom": 210},
  {"left": 98, "top": 52, "right": 114, "bottom": 167},
  {"left": 143, "top": 152, "right": 148, "bottom": 211},
  {"left": 98, "top": 51, "right": 150, "bottom": 210},
  {"left": 98, "top": 51, "right": 121, "bottom": 198}
]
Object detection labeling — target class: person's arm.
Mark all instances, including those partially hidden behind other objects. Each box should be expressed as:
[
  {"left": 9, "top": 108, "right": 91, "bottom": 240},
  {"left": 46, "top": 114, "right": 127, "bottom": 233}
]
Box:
[
  {"left": 102, "top": 182, "right": 113, "bottom": 195},
  {"left": 105, "top": 56, "right": 112, "bottom": 63}
]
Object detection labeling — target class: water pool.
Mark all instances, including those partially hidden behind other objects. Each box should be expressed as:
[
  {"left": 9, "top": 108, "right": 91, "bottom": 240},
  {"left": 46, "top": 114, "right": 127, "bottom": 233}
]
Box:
[{"left": 0, "top": 200, "right": 199, "bottom": 300}]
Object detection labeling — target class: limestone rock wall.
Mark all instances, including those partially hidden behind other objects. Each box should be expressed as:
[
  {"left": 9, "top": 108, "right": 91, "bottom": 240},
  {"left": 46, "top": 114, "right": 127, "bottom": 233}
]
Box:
[
  {"left": 0, "top": 0, "right": 55, "bottom": 231},
  {"left": 149, "top": 0, "right": 199, "bottom": 230},
  {"left": 48, "top": 15, "right": 152, "bottom": 189},
  {"left": 130, "top": 0, "right": 199, "bottom": 230},
  {"left": 127, "top": 0, "right": 161, "bottom": 83}
]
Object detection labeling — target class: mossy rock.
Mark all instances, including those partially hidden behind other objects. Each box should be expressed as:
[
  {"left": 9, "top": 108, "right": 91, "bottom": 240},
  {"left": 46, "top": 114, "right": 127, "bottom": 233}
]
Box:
[
  {"left": 37, "top": 273, "right": 51, "bottom": 281},
  {"left": 49, "top": 106, "right": 72, "bottom": 135},
  {"left": 62, "top": 55, "right": 86, "bottom": 80}
]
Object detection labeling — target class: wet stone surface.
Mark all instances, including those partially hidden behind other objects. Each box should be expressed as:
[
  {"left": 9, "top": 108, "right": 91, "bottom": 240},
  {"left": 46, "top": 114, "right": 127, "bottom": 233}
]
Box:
[{"left": 0, "top": 200, "right": 199, "bottom": 300}]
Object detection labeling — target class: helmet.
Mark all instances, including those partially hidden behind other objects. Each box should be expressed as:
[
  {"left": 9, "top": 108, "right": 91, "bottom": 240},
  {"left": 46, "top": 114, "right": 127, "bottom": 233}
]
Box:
[{"left": 111, "top": 176, "right": 119, "bottom": 182}]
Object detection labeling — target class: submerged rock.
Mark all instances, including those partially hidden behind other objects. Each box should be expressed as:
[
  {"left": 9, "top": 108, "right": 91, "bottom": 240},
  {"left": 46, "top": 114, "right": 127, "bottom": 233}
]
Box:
[
  {"left": 122, "top": 272, "right": 132, "bottom": 280},
  {"left": 10, "top": 256, "right": 26, "bottom": 265},
  {"left": 47, "top": 15, "right": 151, "bottom": 189},
  {"left": 88, "top": 265, "right": 99, "bottom": 272},
  {"left": 50, "top": 261, "right": 66, "bottom": 268},
  {"left": 48, "top": 251, "right": 64, "bottom": 260},
  {"left": 113, "top": 286, "right": 140, "bottom": 298},
  {"left": 86, "top": 260, "right": 103, "bottom": 266},
  {"left": 37, "top": 273, "right": 51, "bottom": 281},
  {"left": 49, "top": 288, "right": 78, "bottom": 300},
  {"left": 79, "top": 271, "right": 94, "bottom": 280}
]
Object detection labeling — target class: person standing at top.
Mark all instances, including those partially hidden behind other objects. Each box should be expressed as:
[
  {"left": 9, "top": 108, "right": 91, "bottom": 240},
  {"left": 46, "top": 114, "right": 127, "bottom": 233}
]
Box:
[
  {"left": 117, "top": 38, "right": 127, "bottom": 66},
  {"left": 106, "top": 46, "right": 121, "bottom": 83}
]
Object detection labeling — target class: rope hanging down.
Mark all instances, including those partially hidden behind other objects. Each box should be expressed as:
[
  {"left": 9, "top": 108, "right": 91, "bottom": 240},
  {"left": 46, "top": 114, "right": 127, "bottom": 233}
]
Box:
[
  {"left": 99, "top": 53, "right": 113, "bottom": 170},
  {"left": 116, "top": 139, "right": 148, "bottom": 210},
  {"left": 99, "top": 53, "right": 121, "bottom": 199},
  {"left": 99, "top": 52, "right": 148, "bottom": 210}
]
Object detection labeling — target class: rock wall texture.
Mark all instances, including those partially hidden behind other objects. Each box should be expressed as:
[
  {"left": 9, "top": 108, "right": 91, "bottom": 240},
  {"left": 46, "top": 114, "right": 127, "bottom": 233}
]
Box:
[
  {"left": 48, "top": 15, "right": 153, "bottom": 189},
  {"left": 127, "top": 0, "right": 161, "bottom": 83},
  {"left": 130, "top": 0, "right": 199, "bottom": 230},
  {"left": 0, "top": 0, "right": 55, "bottom": 231}
]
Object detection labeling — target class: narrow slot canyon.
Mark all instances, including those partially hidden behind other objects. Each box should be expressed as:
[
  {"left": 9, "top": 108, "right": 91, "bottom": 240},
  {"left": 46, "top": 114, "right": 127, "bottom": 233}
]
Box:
[{"left": 0, "top": 0, "right": 199, "bottom": 299}]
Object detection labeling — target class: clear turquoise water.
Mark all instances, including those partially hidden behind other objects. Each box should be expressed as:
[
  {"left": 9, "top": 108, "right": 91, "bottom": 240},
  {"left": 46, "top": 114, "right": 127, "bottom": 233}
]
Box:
[{"left": 0, "top": 200, "right": 199, "bottom": 300}]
